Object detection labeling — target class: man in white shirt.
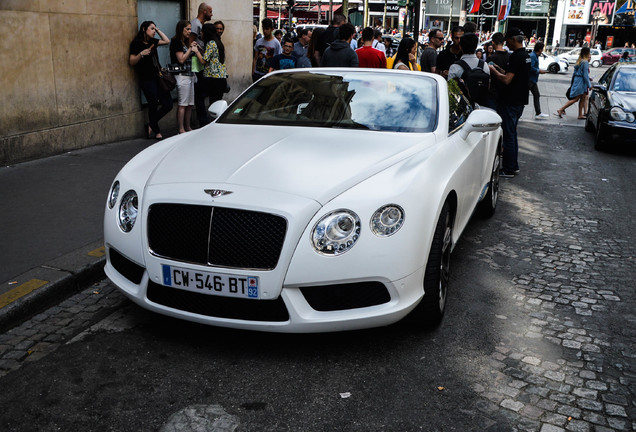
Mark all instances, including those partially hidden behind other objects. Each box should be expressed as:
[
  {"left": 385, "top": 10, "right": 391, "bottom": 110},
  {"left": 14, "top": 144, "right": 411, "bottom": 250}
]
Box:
[
  {"left": 372, "top": 30, "right": 386, "bottom": 56},
  {"left": 448, "top": 33, "right": 490, "bottom": 80}
]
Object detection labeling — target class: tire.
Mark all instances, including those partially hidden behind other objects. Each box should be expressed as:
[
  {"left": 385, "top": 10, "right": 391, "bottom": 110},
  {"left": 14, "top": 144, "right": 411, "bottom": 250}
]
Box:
[
  {"left": 591, "top": 60, "right": 601, "bottom": 68},
  {"left": 594, "top": 119, "right": 608, "bottom": 151},
  {"left": 548, "top": 63, "right": 559, "bottom": 73},
  {"left": 412, "top": 203, "right": 452, "bottom": 327},
  {"left": 477, "top": 149, "right": 501, "bottom": 218},
  {"left": 585, "top": 113, "right": 594, "bottom": 132}
]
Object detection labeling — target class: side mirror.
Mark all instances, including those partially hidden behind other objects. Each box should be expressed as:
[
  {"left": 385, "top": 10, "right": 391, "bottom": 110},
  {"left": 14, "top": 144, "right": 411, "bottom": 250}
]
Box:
[
  {"left": 592, "top": 84, "right": 607, "bottom": 92},
  {"left": 208, "top": 100, "right": 228, "bottom": 120},
  {"left": 460, "top": 109, "right": 502, "bottom": 140}
]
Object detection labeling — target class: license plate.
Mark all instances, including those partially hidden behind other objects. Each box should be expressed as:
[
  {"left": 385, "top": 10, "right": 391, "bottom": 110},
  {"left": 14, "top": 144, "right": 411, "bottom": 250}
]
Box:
[{"left": 161, "top": 264, "right": 259, "bottom": 299}]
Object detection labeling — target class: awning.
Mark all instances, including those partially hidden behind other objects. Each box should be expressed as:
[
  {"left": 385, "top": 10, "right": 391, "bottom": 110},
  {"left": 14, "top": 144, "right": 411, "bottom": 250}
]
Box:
[{"left": 310, "top": 4, "right": 343, "bottom": 12}]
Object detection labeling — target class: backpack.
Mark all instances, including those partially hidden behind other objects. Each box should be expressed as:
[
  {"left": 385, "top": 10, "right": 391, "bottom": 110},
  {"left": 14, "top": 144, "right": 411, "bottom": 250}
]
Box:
[{"left": 456, "top": 59, "right": 490, "bottom": 106}]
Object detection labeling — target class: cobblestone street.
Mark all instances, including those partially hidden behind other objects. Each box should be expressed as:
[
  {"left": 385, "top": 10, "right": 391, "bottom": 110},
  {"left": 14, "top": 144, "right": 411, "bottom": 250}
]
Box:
[{"left": 0, "top": 123, "right": 634, "bottom": 431}]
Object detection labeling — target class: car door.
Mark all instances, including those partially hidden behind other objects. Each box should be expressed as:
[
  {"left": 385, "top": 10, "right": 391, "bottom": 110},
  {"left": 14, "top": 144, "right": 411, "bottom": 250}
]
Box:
[
  {"left": 589, "top": 65, "right": 616, "bottom": 125},
  {"left": 447, "top": 82, "right": 490, "bottom": 233}
]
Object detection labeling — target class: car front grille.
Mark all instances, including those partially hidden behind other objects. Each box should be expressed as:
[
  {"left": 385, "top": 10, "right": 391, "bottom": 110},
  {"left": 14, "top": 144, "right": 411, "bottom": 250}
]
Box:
[
  {"left": 147, "top": 204, "right": 287, "bottom": 270},
  {"left": 146, "top": 281, "right": 289, "bottom": 322}
]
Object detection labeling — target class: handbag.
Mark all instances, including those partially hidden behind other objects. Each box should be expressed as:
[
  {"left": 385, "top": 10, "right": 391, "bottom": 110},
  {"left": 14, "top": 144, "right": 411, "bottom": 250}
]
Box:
[
  {"left": 152, "top": 55, "right": 176, "bottom": 92},
  {"left": 157, "top": 67, "right": 176, "bottom": 92}
]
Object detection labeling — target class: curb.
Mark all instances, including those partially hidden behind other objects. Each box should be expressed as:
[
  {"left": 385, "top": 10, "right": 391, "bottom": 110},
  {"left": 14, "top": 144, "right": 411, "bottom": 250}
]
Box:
[{"left": 0, "top": 242, "right": 106, "bottom": 333}]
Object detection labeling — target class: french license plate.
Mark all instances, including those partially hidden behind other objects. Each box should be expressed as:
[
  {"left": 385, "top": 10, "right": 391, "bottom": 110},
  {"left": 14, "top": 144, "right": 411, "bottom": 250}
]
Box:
[{"left": 161, "top": 264, "right": 259, "bottom": 299}]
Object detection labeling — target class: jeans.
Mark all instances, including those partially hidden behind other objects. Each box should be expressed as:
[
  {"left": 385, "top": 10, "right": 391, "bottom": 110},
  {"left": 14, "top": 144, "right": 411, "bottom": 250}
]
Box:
[
  {"left": 497, "top": 103, "right": 524, "bottom": 173},
  {"left": 139, "top": 79, "right": 173, "bottom": 134},
  {"left": 528, "top": 81, "right": 541, "bottom": 115}
]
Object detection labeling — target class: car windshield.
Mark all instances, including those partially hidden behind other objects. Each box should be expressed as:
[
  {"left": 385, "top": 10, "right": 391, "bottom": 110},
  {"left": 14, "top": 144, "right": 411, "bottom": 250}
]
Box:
[
  {"left": 613, "top": 69, "right": 636, "bottom": 92},
  {"left": 218, "top": 71, "right": 438, "bottom": 133}
]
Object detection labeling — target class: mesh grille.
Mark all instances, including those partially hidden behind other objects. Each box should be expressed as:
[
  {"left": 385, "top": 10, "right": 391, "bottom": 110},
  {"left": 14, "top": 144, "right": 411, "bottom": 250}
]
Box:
[
  {"left": 147, "top": 203, "right": 287, "bottom": 270},
  {"left": 147, "top": 281, "right": 289, "bottom": 322},
  {"left": 300, "top": 282, "right": 391, "bottom": 311},
  {"left": 208, "top": 207, "right": 287, "bottom": 269}
]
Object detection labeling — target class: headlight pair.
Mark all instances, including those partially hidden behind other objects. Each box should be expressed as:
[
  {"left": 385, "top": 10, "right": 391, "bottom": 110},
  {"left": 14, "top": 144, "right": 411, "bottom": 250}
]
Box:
[
  {"left": 610, "top": 107, "right": 636, "bottom": 123},
  {"left": 311, "top": 205, "right": 405, "bottom": 256},
  {"left": 108, "top": 181, "right": 138, "bottom": 233}
]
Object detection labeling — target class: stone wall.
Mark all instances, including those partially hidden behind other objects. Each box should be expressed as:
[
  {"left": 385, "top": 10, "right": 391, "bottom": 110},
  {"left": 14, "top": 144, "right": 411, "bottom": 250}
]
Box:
[{"left": 0, "top": 0, "right": 252, "bottom": 165}]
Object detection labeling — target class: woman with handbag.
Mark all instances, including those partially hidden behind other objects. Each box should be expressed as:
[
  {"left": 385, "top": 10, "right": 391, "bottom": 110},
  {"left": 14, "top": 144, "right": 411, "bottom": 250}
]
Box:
[
  {"left": 170, "top": 20, "right": 197, "bottom": 134},
  {"left": 555, "top": 47, "right": 591, "bottom": 119},
  {"left": 194, "top": 23, "right": 228, "bottom": 109},
  {"left": 129, "top": 21, "right": 172, "bottom": 140}
]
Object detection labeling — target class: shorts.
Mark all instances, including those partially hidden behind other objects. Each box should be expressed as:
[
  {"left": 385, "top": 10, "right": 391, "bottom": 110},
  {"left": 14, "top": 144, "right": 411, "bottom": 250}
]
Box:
[{"left": 175, "top": 74, "right": 195, "bottom": 106}]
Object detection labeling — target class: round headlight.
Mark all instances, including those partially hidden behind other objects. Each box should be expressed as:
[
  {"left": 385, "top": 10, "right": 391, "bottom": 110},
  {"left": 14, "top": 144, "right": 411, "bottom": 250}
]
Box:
[
  {"left": 627, "top": 112, "right": 636, "bottom": 123},
  {"left": 371, "top": 204, "right": 405, "bottom": 237},
  {"left": 118, "top": 190, "right": 138, "bottom": 232},
  {"left": 108, "top": 181, "right": 120, "bottom": 209},
  {"left": 610, "top": 106, "right": 628, "bottom": 121},
  {"left": 311, "top": 210, "right": 361, "bottom": 255}
]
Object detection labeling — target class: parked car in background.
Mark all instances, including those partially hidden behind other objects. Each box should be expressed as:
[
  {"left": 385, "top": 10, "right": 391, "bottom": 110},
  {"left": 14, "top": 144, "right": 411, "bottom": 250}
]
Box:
[
  {"left": 104, "top": 68, "right": 503, "bottom": 333},
  {"left": 585, "top": 63, "right": 636, "bottom": 150},
  {"left": 602, "top": 47, "right": 636, "bottom": 65},
  {"left": 537, "top": 52, "right": 569, "bottom": 73},
  {"left": 560, "top": 48, "right": 603, "bottom": 67}
]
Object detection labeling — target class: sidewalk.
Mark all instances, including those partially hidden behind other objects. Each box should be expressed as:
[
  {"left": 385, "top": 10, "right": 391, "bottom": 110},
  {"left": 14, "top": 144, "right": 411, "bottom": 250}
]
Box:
[
  {"left": 519, "top": 74, "right": 589, "bottom": 127},
  {"left": 0, "top": 138, "right": 151, "bottom": 331}
]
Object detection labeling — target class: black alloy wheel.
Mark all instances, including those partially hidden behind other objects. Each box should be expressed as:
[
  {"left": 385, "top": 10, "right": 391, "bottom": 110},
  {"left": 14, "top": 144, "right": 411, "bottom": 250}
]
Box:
[
  {"left": 412, "top": 202, "right": 452, "bottom": 327},
  {"left": 477, "top": 149, "right": 501, "bottom": 218}
]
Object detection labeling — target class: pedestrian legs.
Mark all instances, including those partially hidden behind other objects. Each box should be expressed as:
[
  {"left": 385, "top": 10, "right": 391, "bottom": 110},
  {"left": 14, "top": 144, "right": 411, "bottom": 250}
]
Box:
[
  {"left": 498, "top": 104, "right": 524, "bottom": 174},
  {"left": 194, "top": 71, "right": 209, "bottom": 127},
  {"left": 529, "top": 81, "right": 541, "bottom": 116},
  {"left": 140, "top": 79, "right": 173, "bottom": 137}
]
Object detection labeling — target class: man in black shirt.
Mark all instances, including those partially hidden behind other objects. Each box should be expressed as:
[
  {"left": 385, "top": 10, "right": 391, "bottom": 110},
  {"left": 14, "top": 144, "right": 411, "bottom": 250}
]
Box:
[
  {"left": 489, "top": 27, "right": 530, "bottom": 177},
  {"left": 484, "top": 32, "right": 509, "bottom": 111},
  {"left": 436, "top": 26, "right": 464, "bottom": 78},
  {"left": 420, "top": 28, "right": 444, "bottom": 73}
]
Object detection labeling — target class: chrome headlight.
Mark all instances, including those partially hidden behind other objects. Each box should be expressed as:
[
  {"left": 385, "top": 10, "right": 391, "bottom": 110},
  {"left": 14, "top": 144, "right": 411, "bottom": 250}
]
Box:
[
  {"left": 370, "top": 204, "right": 405, "bottom": 237},
  {"left": 311, "top": 210, "right": 361, "bottom": 255},
  {"left": 610, "top": 106, "right": 635, "bottom": 122},
  {"left": 107, "top": 181, "right": 120, "bottom": 209},
  {"left": 118, "top": 190, "right": 138, "bottom": 232}
]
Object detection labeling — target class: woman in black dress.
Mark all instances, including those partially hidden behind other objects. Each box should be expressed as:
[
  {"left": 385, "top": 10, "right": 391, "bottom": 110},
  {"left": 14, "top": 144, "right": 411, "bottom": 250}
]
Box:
[{"left": 129, "top": 21, "right": 172, "bottom": 140}]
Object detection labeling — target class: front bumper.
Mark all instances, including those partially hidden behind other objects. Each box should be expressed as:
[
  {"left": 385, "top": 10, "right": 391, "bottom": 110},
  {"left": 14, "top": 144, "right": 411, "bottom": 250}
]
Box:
[{"left": 105, "top": 248, "right": 425, "bottom": 333}]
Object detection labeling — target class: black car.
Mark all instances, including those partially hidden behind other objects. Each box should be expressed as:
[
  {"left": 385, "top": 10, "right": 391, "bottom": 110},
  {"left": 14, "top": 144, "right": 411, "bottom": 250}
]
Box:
[{"left": 586, "top": 63, "right": 636, "bottom": 150}]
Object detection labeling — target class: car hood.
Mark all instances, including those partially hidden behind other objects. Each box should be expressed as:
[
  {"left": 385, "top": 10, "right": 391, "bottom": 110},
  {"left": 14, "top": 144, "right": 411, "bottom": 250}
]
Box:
[
  {"left": 610, "top": 91, "right": 636, "bottom": 110},
  {"left": 146, "top": 124, "right": 434, "bottom": 205}
]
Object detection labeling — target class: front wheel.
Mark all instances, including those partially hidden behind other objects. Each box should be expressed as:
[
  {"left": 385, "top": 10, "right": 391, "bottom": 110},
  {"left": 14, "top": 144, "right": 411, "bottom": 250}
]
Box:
[
  {"left": 594, "top": 119, "right": 608, "bottom": 151},
  {"left": 585, "top": 111, "right": 594, "bottom": 132},
  {"left": 591, "top": 60, "right": 601, "bottom": 68},
  {"left": 548, "top": 63, "right": 559, "bottom": 73},
  {"left": 477, "top": 149, "right": 501, "bottom": 218},
  {"left": 411, "top": 203, "right": 452, "bottom": 327}
]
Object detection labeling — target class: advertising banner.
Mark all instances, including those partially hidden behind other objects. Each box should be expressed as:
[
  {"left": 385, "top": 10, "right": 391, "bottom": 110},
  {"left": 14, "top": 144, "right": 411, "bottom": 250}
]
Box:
[
  {"left": 520, "top": 0, "right": 549, "bottom": 14},
  {"left": 425, "top": 0, "right": 462, "bottom": 16},
  {"left": 588, "top": 0, "right": 615, "bottom": 25},
  {"left": 564, "top": 0, "right": 592, "bottom": 24}
]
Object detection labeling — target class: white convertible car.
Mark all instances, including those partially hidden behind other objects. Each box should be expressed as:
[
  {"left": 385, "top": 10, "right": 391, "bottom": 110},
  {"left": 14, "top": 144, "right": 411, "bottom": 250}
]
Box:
[{"left": 104, "top": 69, "right": 502, "bottom": 333}]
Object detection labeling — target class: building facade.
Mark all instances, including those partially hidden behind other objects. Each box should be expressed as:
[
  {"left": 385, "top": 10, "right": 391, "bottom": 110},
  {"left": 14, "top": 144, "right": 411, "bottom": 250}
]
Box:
[{"left": 0, "top": 0, "right": 253, "bottom": 165}]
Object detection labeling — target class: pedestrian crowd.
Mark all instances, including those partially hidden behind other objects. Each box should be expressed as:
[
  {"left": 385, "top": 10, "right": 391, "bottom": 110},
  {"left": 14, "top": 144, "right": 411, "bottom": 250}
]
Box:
[
  {"left": 130, "top": 3, "right": 601, "bottom": 182},
  {"left": 129, "top": 2, "right": 228, "bottom": 138}
]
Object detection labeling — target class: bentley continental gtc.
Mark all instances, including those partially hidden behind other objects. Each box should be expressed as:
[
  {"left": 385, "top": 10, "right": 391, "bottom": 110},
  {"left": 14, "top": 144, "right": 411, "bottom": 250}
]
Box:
[{"left": 104, "top": 69, "right": 502, "bottom": 333}]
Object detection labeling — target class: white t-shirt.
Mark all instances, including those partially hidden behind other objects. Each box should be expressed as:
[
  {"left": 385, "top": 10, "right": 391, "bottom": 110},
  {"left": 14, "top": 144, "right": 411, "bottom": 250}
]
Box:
[
  {"left": 372, "top": 39, "right": 387, "bottom": 56},
  {"left": 448, "top": 54, "right": 490, "bottom": 80}
]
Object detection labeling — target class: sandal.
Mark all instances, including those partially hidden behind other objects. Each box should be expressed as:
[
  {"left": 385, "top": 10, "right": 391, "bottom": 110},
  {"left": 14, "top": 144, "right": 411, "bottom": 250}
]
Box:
[{"left": 554, "top": 110, "right": 564, "bottom": 118}]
